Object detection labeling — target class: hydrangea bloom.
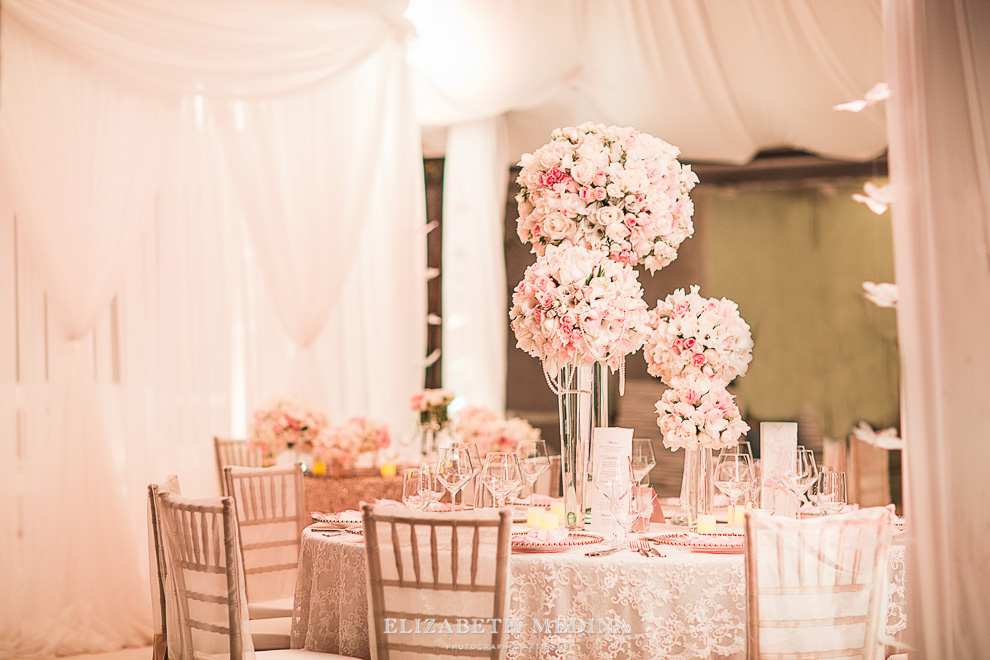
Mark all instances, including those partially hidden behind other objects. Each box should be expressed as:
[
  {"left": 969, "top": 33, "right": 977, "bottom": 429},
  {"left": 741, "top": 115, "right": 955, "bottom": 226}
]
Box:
[
  {"left": 451, "top": 406, "right": 540, "bottom": 456},
  {"left": 250, "top": 397, "right": 328, "bottom": 455},
  {"left": 312, "top": 416, "right": 392, "bottom": 471},
  {"left": 643, "top": 285, "right": 753, "bottom": 386},
  {"left": 516, "top": 122, "right": 698, "bottom": 273},
  {"left": 654, "top": 379, "right": 749, "bottom": 451},
  {"left": 509, "top": 244, "right": 650, "bottom": 372}
]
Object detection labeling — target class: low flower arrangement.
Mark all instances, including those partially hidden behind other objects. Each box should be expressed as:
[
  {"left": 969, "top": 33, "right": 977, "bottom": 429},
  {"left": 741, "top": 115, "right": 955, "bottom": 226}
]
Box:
[
  {"left": 250, "top": 397, "right": 328, "bottom": 455},
  {"left": 410, "top": 388, "right": 456, "bottom": 428},
  {"left": 452, "top": 406, "right": 541, "bottom": 456},
  {"left": 643, "top": 285, "right": 753, "bottom": 387},
  {"left": 312, "top": 416, "right": 392, "bottom": 473},
  {"left": 654, "top": 379, "right": 749, "bottom": 451},
  {"left": 509, "top": 244, "right": 650, "bottom": 373},
  {"left": 515, "top": 122, "right": 698, "bottom": 272}
]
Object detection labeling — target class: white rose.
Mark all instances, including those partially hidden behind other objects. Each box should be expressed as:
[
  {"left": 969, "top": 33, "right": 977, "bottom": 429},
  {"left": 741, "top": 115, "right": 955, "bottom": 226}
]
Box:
[
  {"left": 595, "top": 206, "right": 622, "bottom": 226},
  {"left": 542, "top": 212, "right": 574, "bottom": 241},
  {"left": 538, "top": 149, "right": 562, "bottom": 169},
  {"left": 570, "top": 159, "right": 597, "bottom": 186}
]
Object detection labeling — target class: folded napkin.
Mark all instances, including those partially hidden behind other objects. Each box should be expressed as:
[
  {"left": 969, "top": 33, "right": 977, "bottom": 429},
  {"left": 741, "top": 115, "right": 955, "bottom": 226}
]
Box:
[
  {"left": 374, "top": 499, "right": 407, "bottom": 508},
  {"left": 515, "top": 528, "right": 569, "bottom": 544}
]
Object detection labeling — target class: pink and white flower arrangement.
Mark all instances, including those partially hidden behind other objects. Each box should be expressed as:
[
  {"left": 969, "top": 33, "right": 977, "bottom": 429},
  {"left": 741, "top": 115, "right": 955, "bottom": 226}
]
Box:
[
  {"left": 451, "top": 406, "right": 541, "bottom": 457},
  {"left": 516, "top": 122, "right": 698, "bottom": 273},
  {"left": 250, "top": 397, "right": 329, "bottom": 455},
  {"left": 509, "top": 244, "right": 650, "bottom": 372},
  {"left": 410, "top": 388, "right": 456, "bottom": 428},
  {"left": 643, "top": 285, "right": 753, "bottom": 387},
  {"left": 312, "top": 416, "right": 392, "bottom": 471},
  {"left": 654, "top": 380, "right": 749, "bottom": 451}
]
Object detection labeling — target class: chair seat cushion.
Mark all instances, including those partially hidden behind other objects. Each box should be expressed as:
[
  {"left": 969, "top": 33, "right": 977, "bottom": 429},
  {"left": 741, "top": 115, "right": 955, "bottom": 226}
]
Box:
[
  {"left": 249, "top": 596, "right": 294, "bottom": 619},
  {"left": 251, "top": 617, "right": 291, "bottom": 651}
]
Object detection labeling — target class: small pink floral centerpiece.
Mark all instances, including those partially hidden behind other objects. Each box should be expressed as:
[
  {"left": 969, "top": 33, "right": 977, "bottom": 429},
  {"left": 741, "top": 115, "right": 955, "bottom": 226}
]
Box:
[
  {"left": 509, "top": 244, "right": 650, "bottom": 373},
  {"left": 312, "top": 416, "right": 392, "bottom": 473},
  {"left": 654, "top": 379, "right": 750, "bottom": 451},
  {"left": 410, "top": 388, "right": 455, "bottom": 428},
  {"left": 516, "top": 122, "right": 698, "bottom": 272},
  {"left": 452, "top": 406, "right": 541, "bottom": 456},
  {"left": 250, "top": 397, "right": 329, "bottom": 455},
  {"left": 643, "top": 285, "right": 753, "bottom": 387}
]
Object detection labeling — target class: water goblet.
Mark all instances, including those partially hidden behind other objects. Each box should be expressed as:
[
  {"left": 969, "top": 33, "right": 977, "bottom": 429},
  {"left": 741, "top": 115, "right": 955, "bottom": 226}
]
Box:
[
  {"left": 402, "top": 468, "right": 425, "bottom": 510},
  {"left": 480, "top": 452, "right": 523, "bottom": 509},
  {"left": 817, "top": 470, "right": 847, "bottom": 515},
  {"left": 435, "top": 446, "right": 474, "bottom": 510},
  {"left": 784, "top": 447, "right": 819, "bottom": 518},
  {"left": 714, "top": 452, "right": 755, "bottom": 532},
  {"left": 418, "top": 464, "right": 445, "bottom": 511},
  {"left": 631, "top": 439, "right": 657, "bottom": 486},
  {"left": 516, "top": 439, "right": 550, "bottom": 501}
]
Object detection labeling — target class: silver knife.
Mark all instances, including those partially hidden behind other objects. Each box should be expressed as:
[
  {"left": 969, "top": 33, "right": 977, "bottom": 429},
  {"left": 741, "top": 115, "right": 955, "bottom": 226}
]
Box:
[{"left": 586, "top": 547, "right": 621, "bottom": 557}]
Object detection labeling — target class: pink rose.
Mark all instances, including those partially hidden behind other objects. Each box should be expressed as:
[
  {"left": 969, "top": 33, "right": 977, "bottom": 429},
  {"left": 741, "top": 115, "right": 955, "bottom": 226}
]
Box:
[{"left": 692, "top": 353, "right": 706, "bottom": 367}]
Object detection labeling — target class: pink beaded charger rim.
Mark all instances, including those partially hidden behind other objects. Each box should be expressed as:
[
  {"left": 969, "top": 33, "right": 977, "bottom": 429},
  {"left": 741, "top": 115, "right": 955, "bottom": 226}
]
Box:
[
  {"left": 310, "top": 511, "right": 362, "bottom": 527},
  {"left": 652, "top": 532, "right": 743, "bottom": 547},
  {"left": 511, "top": 531, "right": 604, "bottom": 552}
]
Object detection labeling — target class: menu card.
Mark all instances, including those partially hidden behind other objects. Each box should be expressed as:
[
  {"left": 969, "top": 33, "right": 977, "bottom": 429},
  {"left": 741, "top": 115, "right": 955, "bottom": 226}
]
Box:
[
  {"left": 588, "top": 427, "right": 633, "bottom": 533},
  {"left": 760, "top": 422, "right": 798, "bottom": 517}
]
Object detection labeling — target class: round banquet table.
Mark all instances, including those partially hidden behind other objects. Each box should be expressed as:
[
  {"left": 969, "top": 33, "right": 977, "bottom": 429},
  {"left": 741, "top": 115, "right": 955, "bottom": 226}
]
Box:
[{"left": 291, "top": 523, "right": 906, "bottom": 660}]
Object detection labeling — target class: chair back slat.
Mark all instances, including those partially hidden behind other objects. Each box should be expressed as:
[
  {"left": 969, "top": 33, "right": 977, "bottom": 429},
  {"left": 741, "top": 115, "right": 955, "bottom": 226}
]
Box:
[
  {"left": 223, "top": 463, "right": 307, "bottom": 605},
  {"left": 744, "top": 507, "right": 893, "bottom": 660},
  {"left": 363, "top": 504, "right": 512, "bottom": 660}
]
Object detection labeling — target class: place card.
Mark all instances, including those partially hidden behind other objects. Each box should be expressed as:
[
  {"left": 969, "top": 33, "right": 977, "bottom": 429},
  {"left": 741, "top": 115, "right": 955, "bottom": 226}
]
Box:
[
  {"left": 588, "top": 427, "right": 633, "bottom": 534},
  {"left": 760, "top": 422, "right": 798, "bottom": 517}
]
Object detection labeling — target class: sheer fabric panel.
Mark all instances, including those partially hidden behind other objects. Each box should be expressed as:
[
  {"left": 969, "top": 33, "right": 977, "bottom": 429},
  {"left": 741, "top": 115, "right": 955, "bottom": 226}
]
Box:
[{"left": 884, "top": 0, "right": 990, "bottom": 656}]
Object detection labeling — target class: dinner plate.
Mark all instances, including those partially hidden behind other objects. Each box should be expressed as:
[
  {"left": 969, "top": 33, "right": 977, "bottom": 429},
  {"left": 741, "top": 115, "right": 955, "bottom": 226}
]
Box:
[
  {"left": 511, "top": 531, "right": 604, "bottom": 553},
  {"left": 687, "top": 536, "right": 745, "bottom": 554},
  {"left": 310, "top": 511, "right": 362, "bottom": 528}
]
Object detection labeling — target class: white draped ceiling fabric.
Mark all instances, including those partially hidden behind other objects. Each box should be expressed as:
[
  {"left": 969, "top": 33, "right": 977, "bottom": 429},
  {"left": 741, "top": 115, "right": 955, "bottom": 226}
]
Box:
[
  {"left": 409, "top": 0, "right": 886, "bottom": 415},
  {"left": 0, "top": 0, "right": 422, "bottom": 657},
  {"left": 884, "top": 0, "right": 990, "bottom": 656}
]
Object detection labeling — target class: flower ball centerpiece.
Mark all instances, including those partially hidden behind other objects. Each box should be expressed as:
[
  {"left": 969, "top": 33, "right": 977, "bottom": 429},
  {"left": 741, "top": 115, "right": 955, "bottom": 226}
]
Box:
[
  {"left": 516, "top": 122, "right": 698, "bottom": 272},
  {"left": 250, "top": 397, "right": 328, "bottom": 457},
  {"left": 643, "top": 285, "right": 754, "bottom": 387},
  {"left": 654, "top": 379, "right": 750, "bottom": 452},
  {"left": 509, "top": 243, "right": 650, "bottom": 375}
]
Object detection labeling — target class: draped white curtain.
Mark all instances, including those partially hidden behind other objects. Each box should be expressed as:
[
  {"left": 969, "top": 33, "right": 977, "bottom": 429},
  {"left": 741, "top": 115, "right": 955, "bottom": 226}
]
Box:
[
  {"left": 0, "top": 16, "right": 176, "bottom": 655},
  {"left": 884, "top": 0, "right": 990, "bottom": 656},
  {"left": 0, "top": 1, "right": 422, "bottom": 657},
  {"left": 441, "top": 118, "right": 510, "bottom": 413}
]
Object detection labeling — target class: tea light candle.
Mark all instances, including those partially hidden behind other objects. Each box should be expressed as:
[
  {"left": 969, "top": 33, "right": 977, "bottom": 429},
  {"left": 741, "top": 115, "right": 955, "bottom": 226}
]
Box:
[
  {"left": 549, "top": 501, "right": 565, "bottom": 518},
  {"left": 526, "top": 506, "right": 543, "bottom": 529},
  {"left": 696, "top": 514, "right": 717, "bottom": 534},
  {"left": 540, "top": 512, "right": 560, "bottom": 530},
  {"left": 312, "top": 461, "right": 328, "bottom": 476},
  {"left": 727, "top": 504, "right": 747, "bottom": 528},
  {"left": 380, "top": 462, "right": 397, "bottom": 478}
]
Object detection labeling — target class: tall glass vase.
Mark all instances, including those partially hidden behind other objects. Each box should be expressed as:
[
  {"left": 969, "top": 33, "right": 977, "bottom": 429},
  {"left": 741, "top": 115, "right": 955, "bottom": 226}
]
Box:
[
  {"left": 557, "top": 361, "right": 608, "bottom": 530},
  {"left": 683, "top": 447, "right": 714, "bottom": 530}
]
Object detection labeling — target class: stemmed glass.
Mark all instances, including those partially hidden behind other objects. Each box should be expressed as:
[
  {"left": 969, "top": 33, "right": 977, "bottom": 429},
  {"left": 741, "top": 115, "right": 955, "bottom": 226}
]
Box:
[
  {"left": 593, "top": 459, "right": 635, "bottom": 546},
  {"left": 516, "top": 439, "right": 550, "bottom": 501},
  {"left": 713, "top": 452, "right": 755, "bottom": 532},
  {"left": 402, "top": 468, "right": 425, "bottom": 510},
  {"left": 631, "top": 439, "right": 657, "bottom": 486},
  {"left": 817, "top": 470, "right": 847, "bottom": 515},
  {"left": 783, "top": 447, "right": 819, "bottom": 518},
  {"left": 450, "top": 441, "right": 482, "bottom": 508},
  {"left": 418, "top": 464, "right": 445, "bottom": 511},
  {"left": 480, "top": 452, "right": 523, "bottom": 509},
  {"left": 435, "top": 446, "right": 475, "bottom": 510}
]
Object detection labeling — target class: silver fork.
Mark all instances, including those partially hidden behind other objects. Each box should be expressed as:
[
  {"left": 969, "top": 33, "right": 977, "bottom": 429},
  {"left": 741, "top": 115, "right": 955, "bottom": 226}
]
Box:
[
  {"left": 638, "top": 539, "right": 664, "bottom": 557},
  {"left": 629, "top": 540, "right": 650, "bottom": 557}
]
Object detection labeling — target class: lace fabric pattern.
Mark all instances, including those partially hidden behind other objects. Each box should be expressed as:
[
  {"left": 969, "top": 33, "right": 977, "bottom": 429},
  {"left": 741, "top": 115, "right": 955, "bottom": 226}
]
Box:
[{"left": 291, "top": 529, "right": 906, "bottom": 660}]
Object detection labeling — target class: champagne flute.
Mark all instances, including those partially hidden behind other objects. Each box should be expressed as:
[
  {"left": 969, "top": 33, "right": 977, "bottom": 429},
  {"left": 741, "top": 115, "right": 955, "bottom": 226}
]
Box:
[
  {"left": 480, "top": 452, "right": 523, "bottom": 509},
  {"left": 631, "top": 439, "right": 657, "bottom": 486},
  {"left": 402, "top": 468, "right": 425, "bottom": 510},
  {"left": 713, "top": 452, "right": 755, "bottom": 532},
  {"left": 516, "top": 439, "right": 550, "bottom": 501},
  {"left": 817, "top": 470, "right": 847, "bottom": 514},
  {"left": 435, "top": 446, "right": 474, "bottom": 510}
]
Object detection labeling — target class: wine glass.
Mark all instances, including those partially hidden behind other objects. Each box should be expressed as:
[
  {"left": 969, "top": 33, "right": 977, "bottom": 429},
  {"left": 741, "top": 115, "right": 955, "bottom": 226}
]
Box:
[
  {"left": 516, "top": 439, "right": 550, "bottom": 501},
  {"left": 402, "top": 468, "right": 425, "bottom": 510},
  {"left": 418, "top": 464, "right": 445, "bottom": 511},
  {"left": 713, "top": 452, "right": 755, "bottom": 532},
  {"left": 435, "top": 446, "right": 474, "bottom": 510},
  {"left": 593, "top": 459, "right": 635, "bottom": 546},
  {"left": 631, "top": 439, "right": 657, "bottom": 486},
  {"left": 480, "top": 452, "right": 523, "bottom": 509},
  {"left": 784, "top": 447, "right": 819, "bottom": 518},
  {"left": 450, "top": 441, "right": 482, "bottom": 508},
  {"left": 817, "top": 470, "right": 847, "bottom": 515}
]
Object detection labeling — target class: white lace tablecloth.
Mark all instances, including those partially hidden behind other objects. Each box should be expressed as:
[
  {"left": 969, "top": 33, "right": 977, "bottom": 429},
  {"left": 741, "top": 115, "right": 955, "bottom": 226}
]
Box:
[{"left": 291, "top": 525, "right": 906, "bottom": 660}]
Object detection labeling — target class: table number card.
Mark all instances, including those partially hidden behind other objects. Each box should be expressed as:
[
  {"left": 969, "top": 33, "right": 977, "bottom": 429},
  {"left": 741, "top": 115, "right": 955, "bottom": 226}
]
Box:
[
  {"left": 760, "top": 422, "right": 798, "bottom": 517},
  {"left": 588, "top": 427, "right": 633, "bottom": 533}
]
